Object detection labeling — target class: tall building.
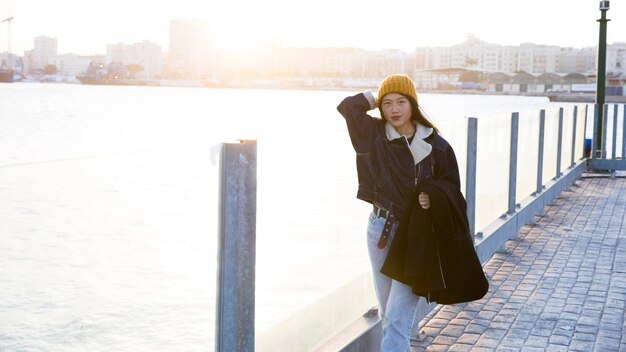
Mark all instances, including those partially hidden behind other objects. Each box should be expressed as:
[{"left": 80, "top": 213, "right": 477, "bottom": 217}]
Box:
[
  {"left": 32, "top": 36, "right": 57, "bottom": 71},
  {"left": 168, "top": 19, "right": 214, "bottom": 80}
]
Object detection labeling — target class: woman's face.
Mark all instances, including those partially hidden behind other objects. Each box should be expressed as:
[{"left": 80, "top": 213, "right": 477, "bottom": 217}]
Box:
[{"left": 381, "top": 93, "right": 413, "bottom": 134}]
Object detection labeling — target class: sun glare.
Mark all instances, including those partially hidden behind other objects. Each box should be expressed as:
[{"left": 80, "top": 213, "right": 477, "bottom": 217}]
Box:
[
  {"left": 214, "top": 18, "right": 279, "bottom": 50},
  {"left": 4, "top": 0, "right": 626, "bottom": 56}
]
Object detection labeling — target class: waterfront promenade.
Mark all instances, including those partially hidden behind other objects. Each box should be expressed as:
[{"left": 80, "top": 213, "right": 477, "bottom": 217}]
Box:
[{"left": 411, "top": 172, "right": 626, "bottom": 351}]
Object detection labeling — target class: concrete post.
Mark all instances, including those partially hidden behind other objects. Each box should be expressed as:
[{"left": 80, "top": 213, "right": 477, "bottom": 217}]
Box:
[{"left": 216, "top": 140, "right": 257, "bottom": 352}]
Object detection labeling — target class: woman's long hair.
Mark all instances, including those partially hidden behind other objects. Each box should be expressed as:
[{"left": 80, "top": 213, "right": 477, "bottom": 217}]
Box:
[{"left": 379, "top": 95, "right": 439, "bottom": 135}]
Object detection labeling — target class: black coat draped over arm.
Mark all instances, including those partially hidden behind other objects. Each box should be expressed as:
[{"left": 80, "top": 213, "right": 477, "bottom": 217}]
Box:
[{"left": 380, "top": 179, "right": 489, "bottom": 304}]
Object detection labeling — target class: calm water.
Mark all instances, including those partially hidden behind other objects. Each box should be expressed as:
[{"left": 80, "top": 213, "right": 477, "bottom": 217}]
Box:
[{"left": 0, "top": 83, "right": 572, "bottom": 351}]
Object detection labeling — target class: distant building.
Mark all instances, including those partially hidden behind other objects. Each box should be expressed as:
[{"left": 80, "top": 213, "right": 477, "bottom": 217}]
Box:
[
  {"left": 448, "top": 34, "right": 501, "bottom": 71},
  {"left": 51, "top": 54, "right": 99, "bottom": 77},
  {"left": 499, "top": 46, "right": 518, "bottom": 74},
  {"left": 412, "top": 35, "right": 626, "bottom": 77},
  {"left": 271, "top": 47, "right": 361, "bottom": 78},
  {"left": 31, "top": 36, "right": 57, "bottom": 72},
  {"left": 168, "top": 19, "right": 214, "bottom": 80},
  {"left": 558, "top": 47, "right": 596, "bottom": 74},
  {"left": 516, "top": 43, "right": 560, "bottom": 74},
  {"left": 12, "top": 32, "right": 626, "bottom": 89},
  {"left": 267, "top": 47, "right": 413, "bottom": 81},
  {"left": 607, "top": 42, "right": 626, "bottom": 76},
  {"left": 363, "top": 49, "right": 414, "bottom": 79},
  {"left": 106, "top": 41, "right": 162, "bottom": 79},
  {"left": 415, "top": 68, "right": 469, "bottom": 90}
]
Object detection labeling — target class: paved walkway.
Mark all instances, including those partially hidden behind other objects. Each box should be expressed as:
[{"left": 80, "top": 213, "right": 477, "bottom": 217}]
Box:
[{"left": 411, "top": 175, "right": 626, "bottom": 351}]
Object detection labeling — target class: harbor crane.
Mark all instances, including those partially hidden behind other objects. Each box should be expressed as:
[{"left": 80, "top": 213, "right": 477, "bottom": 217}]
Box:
[
  {"left": 1, "top": 16, "right": 13, "bottom": 52},
  {"left": 1, "top": 16, "right": 13, "bottom": 68}
]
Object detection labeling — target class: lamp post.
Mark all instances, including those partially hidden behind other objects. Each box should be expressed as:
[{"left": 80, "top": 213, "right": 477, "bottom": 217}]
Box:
[{"left": 594, "top": 0, "right": 610, "bottom": 158}]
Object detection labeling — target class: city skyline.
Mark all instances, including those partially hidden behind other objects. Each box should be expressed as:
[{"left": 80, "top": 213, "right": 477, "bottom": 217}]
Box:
[{"left": 2, "top": 0, "right": 626, "bottom": 56}]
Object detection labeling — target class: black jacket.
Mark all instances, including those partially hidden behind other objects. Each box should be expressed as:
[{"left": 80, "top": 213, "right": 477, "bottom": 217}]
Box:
[
  {"left": 337, "top": 92, "right": 460, "bottom": 215},
  {"left": 380, "top": 179, "right": 489, "bottom": 304}
]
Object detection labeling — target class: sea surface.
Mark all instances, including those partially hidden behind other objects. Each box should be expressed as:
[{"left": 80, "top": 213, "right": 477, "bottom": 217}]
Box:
[{"left": 0, "top": 83, "right": 577, "bottom": 351}]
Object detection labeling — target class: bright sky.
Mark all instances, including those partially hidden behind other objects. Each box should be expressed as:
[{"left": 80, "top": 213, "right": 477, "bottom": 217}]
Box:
[{"left": 1, "top": 0, "right": 626, "bottom": 56}]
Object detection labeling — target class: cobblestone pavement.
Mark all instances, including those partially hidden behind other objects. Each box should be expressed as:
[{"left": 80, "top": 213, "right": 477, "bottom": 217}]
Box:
[{"left": 411, "top": 175, "right": 626, "bottom": 351}]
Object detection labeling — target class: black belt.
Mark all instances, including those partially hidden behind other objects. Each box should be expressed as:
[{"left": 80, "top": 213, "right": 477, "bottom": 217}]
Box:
[
  {"left": 373, "top": 204, "right": 401, "bottom": 221},
  {"left": 373, "top": 204, "right": 399, "bottom": 249}
]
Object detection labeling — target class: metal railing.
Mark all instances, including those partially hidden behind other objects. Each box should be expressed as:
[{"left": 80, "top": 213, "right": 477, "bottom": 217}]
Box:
[
  {"left": 214, "top": 103, "right": 620, "bottom": 351},
  {"left": 317, "top": 104, "right": 590, "bottom": 351}
]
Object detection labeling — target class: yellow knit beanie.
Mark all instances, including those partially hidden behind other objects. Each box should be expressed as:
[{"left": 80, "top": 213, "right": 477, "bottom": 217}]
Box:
[{"left": 376, "top": 74, "right": 418, "bottom": 107}]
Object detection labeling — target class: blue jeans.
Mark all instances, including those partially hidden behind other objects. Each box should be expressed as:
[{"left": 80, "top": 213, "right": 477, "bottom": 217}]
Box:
[{"left": 367, "top": 212, "right": 420, "bottom": 352}]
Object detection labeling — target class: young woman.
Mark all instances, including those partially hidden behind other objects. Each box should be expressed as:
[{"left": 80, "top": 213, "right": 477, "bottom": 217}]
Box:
[{"left": 337, "top": 74, "right": 461, "bottom": 351}]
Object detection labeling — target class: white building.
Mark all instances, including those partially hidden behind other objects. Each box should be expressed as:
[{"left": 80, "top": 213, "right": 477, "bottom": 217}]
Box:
[
  {"left": 168, "top": 19, "right": 214, "bottom": 80},
  {"left": 499, "top": 46, "right": 518, "bottom": 74},
  {"left": 361, "top": 49, "right": 414, "bottom": 79},
  {"left": 412, "top": 35, "right": 610, "bottom": 76},
  {"left": 516, "top": 43, "right": 561, "bottom": 74},
  {"left": 559, "top": 47, "right": 582, "bottom": 74},
  {"left": 31, "top": 36, "right": 57, "bottom": 72},
  {"left": 106, "top": 41, "right": 162, "bottom": 79},
  {"left": 607, "top": 42, "right": 626, "bottom": 75},
  {"left": 448, "top": 34, "right": 501, "bottom": 71},
  {"left": 416, "top": 35, "right": 505, "bottom": 72},
  {"left": 415, "top": 46, "right": 451, "bottom": 70}
]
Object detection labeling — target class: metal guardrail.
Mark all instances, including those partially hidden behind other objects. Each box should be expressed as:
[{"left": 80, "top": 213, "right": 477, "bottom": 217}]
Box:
[
  {"left": 214, "top": 104, "right": 626, "bottom": 351},
  {"left": 318, "top": 104, "right": 591, "bottom": 351}
]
